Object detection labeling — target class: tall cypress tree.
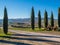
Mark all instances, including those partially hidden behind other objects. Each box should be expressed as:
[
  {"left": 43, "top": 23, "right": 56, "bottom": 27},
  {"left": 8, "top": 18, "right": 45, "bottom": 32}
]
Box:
[
  {"left": 44, "top": 10, "right": 48, "bottom": 28},
  {"left": 50, "top": 11, "right": 54, "bottom": 27},
  {"left": 3, "top": 7, "right": 8, "bottom": 34},
  {"left": 38, "top": 10, "right": 41, "bottom": 29},
  {"left": 58, "top": 8, "right": 60, "bottom": 27},
  {"left": 31, "top": 7, "right": 35, "bottom": 30}
]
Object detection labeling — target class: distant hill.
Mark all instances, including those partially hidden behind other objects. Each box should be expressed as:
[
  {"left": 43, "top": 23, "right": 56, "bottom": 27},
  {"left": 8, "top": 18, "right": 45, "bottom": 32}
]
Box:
[
  {"left": 0, "top": 17, "right": 58, "bottom": 26},
  {"left": 0, "top": 17, "right": 53, "bottom": 23}
]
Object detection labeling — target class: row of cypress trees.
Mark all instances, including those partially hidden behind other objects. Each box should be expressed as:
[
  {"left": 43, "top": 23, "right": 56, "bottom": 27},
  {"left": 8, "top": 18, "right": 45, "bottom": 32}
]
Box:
[
  {"left": 31, "top": 7, "right": 60, "bottom": 30},
  {"left": 2, "top": 7, "right": 60, "bottom": 34}
]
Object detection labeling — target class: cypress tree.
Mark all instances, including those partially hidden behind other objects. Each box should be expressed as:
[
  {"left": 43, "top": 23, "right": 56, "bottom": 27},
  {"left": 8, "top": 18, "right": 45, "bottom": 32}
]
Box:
[
  {"left": 31, "top": 7, "right": 35, "bottom": 30},
  {"left": 3, "top": 7, "right": 8, "bottom": 34},
  {"left": 44, "top": 10, "right": 48, "bottom": 28},
  {"left": 50, "top": 11, "right": 54, "bottom": 27},
  {"left": 38, "top": 10, "right": 41, "bottom": 29},
  {"left": 58, "top": 8, "right": 60, "bottom": 27}
]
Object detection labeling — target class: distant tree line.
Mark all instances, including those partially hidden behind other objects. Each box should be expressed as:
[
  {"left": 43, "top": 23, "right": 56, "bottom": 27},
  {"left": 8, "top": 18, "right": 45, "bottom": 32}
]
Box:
[{"left": 2, "top": 7, "right": 60, "bottom": 34}]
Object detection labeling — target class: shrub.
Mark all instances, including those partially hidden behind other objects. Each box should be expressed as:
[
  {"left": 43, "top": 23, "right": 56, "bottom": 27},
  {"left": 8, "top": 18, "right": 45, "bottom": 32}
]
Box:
[
  {"left": 53, "top": 26, "right": 58, "bottom": 31},
  {"left": 47, "top": 25, "right": 52, "bottom": 31}
]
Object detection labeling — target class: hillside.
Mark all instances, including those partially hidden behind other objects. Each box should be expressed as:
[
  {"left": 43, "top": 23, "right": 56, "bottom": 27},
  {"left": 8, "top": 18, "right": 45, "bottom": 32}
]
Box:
[{"left": 0, "top": 17, "right": 58, "bottom": 26}]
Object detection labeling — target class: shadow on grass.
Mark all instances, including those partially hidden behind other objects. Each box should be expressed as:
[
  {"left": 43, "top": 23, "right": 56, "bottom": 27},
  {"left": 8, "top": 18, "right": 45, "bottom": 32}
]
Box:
[
  {"left": 0, "top": 35, "right": 60, "bottom": 43},
  {"left": 0, "top": 40, "right": 31, "bottom": 45},
  {"left": 0, "top": 34, "right": 31, "bottom": 45},
  {"left": 5, "top": 33, "right": 12, "bottom": 36}
]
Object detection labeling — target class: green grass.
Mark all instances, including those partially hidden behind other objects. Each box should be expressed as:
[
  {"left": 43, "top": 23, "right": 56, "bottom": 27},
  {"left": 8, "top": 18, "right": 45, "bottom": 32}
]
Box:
[
  {"left": 0, "top": 28, "right": 12, "bottom": 37},
  {"left": 9, "top": 27, "right": 60, "bottom": 35},
  {"left": 9, "top": 27, "right": 45, "bottom": 32},
  {"left": 0, "top": 28, "right": 12, "bottom": 40}
]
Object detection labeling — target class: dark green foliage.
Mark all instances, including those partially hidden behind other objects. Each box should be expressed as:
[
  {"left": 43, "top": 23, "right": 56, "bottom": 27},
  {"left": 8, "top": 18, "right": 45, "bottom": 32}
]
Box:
[
  {"left": 38, "top": 10, "right": 41, "bottom": 29},
  {"left": 3, "top": 7, "right": 8, "bottom": 34},
  {"left": 50, "top": 11, "right": 54, "bottom": 27},
  {"left": 58, "top": 8, "right": 60, "bottom": 27},
  {"left": 44, "top": 10, "right": 48, "bottom": 28},
  {"left": 31, "top": 7, "right": 35, "bottom": 30}
]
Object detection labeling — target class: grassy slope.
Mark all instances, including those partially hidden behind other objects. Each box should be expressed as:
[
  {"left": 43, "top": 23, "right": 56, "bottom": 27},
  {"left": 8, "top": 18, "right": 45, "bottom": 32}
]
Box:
[{"left": 0, "top": 28, "right": 11, "bottom": 36}]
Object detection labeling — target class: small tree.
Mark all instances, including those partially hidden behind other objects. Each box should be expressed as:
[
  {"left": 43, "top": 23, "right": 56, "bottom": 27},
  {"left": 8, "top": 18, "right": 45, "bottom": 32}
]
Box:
[
  {"left": 3, "top": 7, "right": 8, "bottom": 34},
  {"left": 38, "top": 10, "right": 41, "bottom": 29},
  {"left": 50, "top": 11, "right": 54, "bottom": 27},
  {"left": 58, "top": 7, "right": 60, "bottom": 27},
  {"left": 44, "top": 10, "right": 48, "bottom": 28},
  {"left": 31, "top": 7, "right": 35, "bottom": 30}
]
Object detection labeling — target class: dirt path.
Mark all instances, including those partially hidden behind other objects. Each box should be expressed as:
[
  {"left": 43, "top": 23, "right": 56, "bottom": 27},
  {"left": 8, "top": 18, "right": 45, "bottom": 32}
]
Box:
[
  {"left": 0, "top": 30, "right": 60, "bottom": 45},
  {"left": 9, "top": 30, "right": 60, "bottom": 42},
  {"left": 8, "top": 30, "right": 60, "bottom": 45}
]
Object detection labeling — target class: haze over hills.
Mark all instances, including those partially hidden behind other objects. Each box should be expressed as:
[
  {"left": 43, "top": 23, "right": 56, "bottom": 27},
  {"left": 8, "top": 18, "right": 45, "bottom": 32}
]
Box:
[
  {"left": 0, "top": 17, "right": 58, "bottom": 26},
  {"left": 0, "top": 17, "right": 57, "bottom": 22}
]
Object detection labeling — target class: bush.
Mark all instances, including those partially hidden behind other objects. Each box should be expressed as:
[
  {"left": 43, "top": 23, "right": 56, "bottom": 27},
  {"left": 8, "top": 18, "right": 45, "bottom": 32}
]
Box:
[
  {"left": 53, "top": 26, "right": 58, "bottom": 31},
  {"left": 58, "top": 27, "right": 60, "bottom": 31},
  {"left": 47, "top": 25, "right": 52, "bottom": 31}
]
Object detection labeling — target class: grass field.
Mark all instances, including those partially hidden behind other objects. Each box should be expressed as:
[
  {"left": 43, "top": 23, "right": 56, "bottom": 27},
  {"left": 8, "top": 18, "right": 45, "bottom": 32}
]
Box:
[
  {"left": 0, "top": 28, "right": 12, "bottom": 41},
  {"left": 9, "top": 27, "right": 60, "bottom": 35},
  {"left": 0, "top": 28, "right": 11, "bottom": 37}
]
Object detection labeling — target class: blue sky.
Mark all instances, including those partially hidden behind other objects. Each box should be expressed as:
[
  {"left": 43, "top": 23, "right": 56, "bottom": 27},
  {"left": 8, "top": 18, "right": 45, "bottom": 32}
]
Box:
[{"left": 0, "top": 0, "right": 60, "bottom": 19}]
